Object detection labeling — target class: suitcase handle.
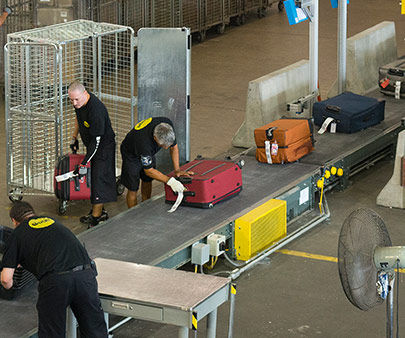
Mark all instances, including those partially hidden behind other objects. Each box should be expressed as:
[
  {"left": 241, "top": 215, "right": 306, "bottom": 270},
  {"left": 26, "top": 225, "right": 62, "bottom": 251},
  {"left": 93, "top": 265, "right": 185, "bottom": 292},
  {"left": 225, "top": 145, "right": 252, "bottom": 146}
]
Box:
[
  {"left": 174, "top": 191, "right": 195, "bottom": 197},
  {"left": 325, "top": 105, "right": 341, "bottom": 113},
  {"left": 266, "top": 127, "right": 277, "bottom": 140},
  {"left": 388, "top": 68, "right": 404, "bottom": 77},
  {"left": 176, "top": 177, "right": 193, "bottom": 184}
]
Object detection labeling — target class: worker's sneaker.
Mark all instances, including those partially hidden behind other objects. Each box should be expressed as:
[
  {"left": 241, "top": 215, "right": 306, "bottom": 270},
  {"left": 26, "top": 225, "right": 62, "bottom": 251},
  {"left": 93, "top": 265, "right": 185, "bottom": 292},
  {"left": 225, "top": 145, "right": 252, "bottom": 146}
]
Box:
[
  {"left": 80, "top": 209, "right": 108, "bottom": 224},
  {"left": 87, "top": 214, "right": 108, "bottom": 229}
]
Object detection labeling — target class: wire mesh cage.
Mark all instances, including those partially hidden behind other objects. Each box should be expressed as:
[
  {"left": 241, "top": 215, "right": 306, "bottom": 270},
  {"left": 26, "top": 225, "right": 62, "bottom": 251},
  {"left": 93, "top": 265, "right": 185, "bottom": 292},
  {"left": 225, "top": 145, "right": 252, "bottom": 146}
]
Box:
[{"left": 5, "top": 20, "right": 135, "bottom": 200}]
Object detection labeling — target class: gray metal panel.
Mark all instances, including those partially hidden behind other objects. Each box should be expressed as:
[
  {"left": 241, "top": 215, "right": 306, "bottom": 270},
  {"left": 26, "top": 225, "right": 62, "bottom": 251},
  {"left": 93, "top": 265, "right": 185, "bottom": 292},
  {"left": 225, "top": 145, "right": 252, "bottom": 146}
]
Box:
[
  {"left": 137, "top": 28, "right": 191, "bottom": 173},
  {"left": 79, "top": 157, "right": 319, "bottom": 265}
]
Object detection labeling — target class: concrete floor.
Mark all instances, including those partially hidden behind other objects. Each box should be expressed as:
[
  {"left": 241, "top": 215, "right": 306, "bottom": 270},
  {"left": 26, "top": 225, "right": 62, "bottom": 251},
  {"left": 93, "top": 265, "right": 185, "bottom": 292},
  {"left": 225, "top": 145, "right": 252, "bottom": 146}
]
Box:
[{"left": 1, "top": 0, "right": 405, "bottom": 337}]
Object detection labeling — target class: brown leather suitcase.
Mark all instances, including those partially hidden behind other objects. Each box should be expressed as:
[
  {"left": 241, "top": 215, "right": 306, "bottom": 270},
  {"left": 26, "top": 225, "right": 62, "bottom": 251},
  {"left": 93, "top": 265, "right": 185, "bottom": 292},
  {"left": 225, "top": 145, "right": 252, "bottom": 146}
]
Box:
[{"left": 254, "top": 118, "right": 314, "bottom": 164}]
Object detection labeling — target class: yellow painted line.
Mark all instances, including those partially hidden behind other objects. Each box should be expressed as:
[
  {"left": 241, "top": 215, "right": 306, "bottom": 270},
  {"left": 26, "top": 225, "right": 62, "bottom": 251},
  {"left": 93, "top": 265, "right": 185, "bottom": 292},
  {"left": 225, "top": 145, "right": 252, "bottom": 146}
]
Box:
[
  {"left": 276, "top": 249, "right": 405, "bottom": 274},
  {"left": 277, "top": 249, "right": 338, "bottom": 263}
]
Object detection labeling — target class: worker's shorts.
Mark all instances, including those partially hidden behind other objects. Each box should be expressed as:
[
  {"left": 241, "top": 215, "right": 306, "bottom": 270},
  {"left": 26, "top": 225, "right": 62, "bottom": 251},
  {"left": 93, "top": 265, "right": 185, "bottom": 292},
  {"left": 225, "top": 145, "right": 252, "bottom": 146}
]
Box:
[
  {"left": 120, "top": 144, "right": 156, "bottom": 192},
  {"left": 90, "top": 140, "right": 117, "bottom": 204}
]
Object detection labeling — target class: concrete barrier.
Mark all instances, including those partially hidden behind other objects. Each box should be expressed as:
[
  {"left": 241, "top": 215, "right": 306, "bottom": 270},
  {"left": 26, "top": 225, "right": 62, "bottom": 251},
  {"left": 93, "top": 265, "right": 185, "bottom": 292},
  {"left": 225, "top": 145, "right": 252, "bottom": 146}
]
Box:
[
  {"left": 377, "top": 129, "right": 405, "bottom": 209},
  {"left": 232, "top": 60, "right": 310, "bottom": 148},
  {"left": 328, "top": 21, "right": 398, "bottom": 97}
]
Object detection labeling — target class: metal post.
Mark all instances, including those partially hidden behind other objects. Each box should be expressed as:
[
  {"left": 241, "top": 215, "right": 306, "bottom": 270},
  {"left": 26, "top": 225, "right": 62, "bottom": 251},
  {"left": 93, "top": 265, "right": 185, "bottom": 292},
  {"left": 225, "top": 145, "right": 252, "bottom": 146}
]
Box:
[
  {"left": 337, "top": 0, "right": 347, "bottom": 94},
  {"left": 179, "top": 326, "right": 189, "bottom": 338},
  {"left": 309, "top": 0, "right": 319, "bottom": 114},
  {"left": 386, "top": 278, "right": 394, "bottom": 338},
  {"left": 227, "top": 284, "right": 236, "bottom": 338},
  {"left": 66, "top": 307, "right": 77, "bottom": 338},
  {"left": 206, "top": 308, "right": 218, "bottom": 338}
]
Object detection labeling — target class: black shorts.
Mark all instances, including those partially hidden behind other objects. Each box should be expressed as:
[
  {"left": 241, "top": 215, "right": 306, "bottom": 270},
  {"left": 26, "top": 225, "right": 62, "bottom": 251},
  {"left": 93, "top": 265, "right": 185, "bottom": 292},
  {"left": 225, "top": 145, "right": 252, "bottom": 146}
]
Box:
[
  {"left": 90, "top": 140, "right": 117, "bottom": 204},
  {"left": 120, "top": 144, "right": 155, "bottom": 192}
]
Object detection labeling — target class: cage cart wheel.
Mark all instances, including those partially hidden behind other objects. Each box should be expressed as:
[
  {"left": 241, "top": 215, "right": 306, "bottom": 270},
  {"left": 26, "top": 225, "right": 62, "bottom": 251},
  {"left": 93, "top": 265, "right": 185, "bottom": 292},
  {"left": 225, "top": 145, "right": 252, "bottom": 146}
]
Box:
[
  {"left": 258, "top": 7, "right": 267, "bottom": 18},
  {"left": 278, "top": 1, "right": 284, "bottom": 12},
  {"left": 233, "top": 16, "right": 241, "bottom": 26},
  {"left": 57, "top": 200, "right": 67, "bottom": 215},
  {"left": 216, "top": 23, "right": 225, "bottom": 35},
  {"left": 116, "top": 179, "right": 125, "bottom": 196},
  {"left": 195, "top": 30, "right": 206, "bottom": 43},
  {"left": 8, "top": 189, "right": 23, "bottom": 202}
]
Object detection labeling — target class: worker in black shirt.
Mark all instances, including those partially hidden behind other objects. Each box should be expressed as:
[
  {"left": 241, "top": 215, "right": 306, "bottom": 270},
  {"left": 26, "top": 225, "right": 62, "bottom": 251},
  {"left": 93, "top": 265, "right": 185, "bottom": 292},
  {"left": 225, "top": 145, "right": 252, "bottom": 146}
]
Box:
[
  {"left": 0, "top": 201, "right": 108, "bottom": 338},
  {"left": 68, "top": 81, "right": 116, "bottom": 227},
  {"left": 121, "top": 117, "right": 194, "bottom": 208}
]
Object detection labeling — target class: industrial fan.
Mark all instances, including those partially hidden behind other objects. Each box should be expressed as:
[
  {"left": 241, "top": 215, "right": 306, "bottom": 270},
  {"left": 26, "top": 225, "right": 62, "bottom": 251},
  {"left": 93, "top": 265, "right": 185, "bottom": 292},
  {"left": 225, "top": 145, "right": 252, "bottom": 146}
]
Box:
[{"left": 338, "top": 208, "right": 405, "bottom": 338}]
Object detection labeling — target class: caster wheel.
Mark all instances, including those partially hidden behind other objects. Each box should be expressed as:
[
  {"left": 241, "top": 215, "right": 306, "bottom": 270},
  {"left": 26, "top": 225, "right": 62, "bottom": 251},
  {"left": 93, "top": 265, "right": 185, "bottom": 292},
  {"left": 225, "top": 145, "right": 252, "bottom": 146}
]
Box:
[
  {"left": 278, "top": 1, "right": 284, "bottom": 12},
  {"left": 195, "top": 31, "right": 206, "bottom": 43},
  {"left": 58, "top": 200, "right": 67, "bottom": 215},
  {"left": 233, "top": 16, "right": 241, "bottom": 26},
  {"left": 258, "top": 7, "right": 267, "bottom": 18},
  {"left": 208, "top": 203, "right": 214, "bottom": 209},
  {"left": 116, "top": 179, "right": 125, "bottom": 196},
  {"left": 240, "top": 14, "right": 246, "bottom": 25},
  {"left": 9, "top": 188, "right": 23, "bottom": 202},
  {"left": 216, "top": 23, "right": 225, "bottom": 34}
]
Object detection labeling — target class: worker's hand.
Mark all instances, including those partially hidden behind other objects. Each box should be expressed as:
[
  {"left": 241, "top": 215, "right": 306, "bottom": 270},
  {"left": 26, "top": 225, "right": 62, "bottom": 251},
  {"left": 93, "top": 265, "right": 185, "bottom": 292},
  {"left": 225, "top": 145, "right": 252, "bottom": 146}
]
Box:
[
  {"left": 70, "top": 137, "right": 79, "bottom": 153},
  {"left": 167, "top": 177, "right": 185, "bottom": 193},
  {"left": 3, "top": 6, "right": 12, "bottom": 15},
  {"left": 174, "top": 169, "right": 194, "bottom": 177}
]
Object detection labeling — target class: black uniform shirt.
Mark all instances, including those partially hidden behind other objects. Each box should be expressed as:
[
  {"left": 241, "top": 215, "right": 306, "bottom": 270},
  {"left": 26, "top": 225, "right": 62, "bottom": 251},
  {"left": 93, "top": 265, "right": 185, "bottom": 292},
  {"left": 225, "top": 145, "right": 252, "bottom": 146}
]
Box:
[
  {"left": 75, "top": 92, "right": 115, "bottom": 148},
  {"left": 121, "top": 117, "right": 177, "bottom": 169},
  {"left": 1, "top": 216, "right": 91, "bottom": 280}
]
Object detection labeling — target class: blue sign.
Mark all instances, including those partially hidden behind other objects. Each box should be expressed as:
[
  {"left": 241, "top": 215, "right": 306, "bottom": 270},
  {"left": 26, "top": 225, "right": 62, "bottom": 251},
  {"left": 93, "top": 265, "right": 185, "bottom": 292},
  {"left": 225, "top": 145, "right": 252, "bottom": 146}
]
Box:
[
  {"left": 330, "top": 0, "right": 349, "bottom": 9},
  {"left": 284, "top": 0, "right": 308, "bottom": 25}
]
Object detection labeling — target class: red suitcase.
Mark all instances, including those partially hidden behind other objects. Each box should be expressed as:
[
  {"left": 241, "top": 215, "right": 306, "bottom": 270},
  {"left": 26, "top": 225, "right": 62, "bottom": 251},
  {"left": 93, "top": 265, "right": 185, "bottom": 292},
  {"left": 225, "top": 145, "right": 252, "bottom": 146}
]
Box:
[
  {"left": 165, "top": 159, "right": 243, "bottom": 208},
  {"left": 54, "top": 154, "right": 91, "bottom": 206}
]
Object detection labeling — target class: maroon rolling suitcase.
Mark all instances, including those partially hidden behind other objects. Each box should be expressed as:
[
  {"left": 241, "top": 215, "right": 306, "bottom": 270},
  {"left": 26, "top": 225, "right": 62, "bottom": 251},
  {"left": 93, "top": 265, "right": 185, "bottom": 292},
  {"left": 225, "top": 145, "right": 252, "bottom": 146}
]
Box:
[
  {"left": 165, "top": 159, "right": 243, "bottom": 208},
  {"left": 54, "top": 154, "right": 91, "bottom": 205}
]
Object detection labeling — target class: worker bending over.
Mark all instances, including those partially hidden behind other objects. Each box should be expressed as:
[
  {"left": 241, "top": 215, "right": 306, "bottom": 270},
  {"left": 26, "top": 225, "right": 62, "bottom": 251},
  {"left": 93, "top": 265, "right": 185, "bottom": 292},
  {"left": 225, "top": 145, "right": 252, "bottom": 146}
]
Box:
[
  {"left": 120, "top": 117, "right": 193, "bottom": 208},
  {"left": 1, "top": 201, "right": 108, "bottom": 338}
]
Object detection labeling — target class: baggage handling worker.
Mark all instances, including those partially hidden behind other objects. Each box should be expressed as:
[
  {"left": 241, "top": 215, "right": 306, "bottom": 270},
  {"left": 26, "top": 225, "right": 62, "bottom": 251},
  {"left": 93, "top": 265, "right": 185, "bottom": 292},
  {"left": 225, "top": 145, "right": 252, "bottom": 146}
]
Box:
[
  {"left": 1, "top": 201, "right": 108, "bottom": 338},
  {"left": 0, "top": 6, "right": 12, "bottom": 27},
  {"left": 68, "top": 81, "right": 116, "bottom": 227},
  {"left": 120, "top": 117, "right": 194, "bottom": 208}
]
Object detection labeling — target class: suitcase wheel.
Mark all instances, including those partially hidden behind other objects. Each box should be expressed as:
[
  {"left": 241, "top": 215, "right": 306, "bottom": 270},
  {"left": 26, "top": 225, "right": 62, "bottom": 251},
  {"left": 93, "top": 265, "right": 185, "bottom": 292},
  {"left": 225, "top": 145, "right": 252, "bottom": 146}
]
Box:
[
  {"left": 116, "top": 178, "right": 125, "bottom": 196},
  {"left": 57, "top": 200, "right": 67, "bottom": 215},
  {"left": 208, "top": 203, "right": 214, "bottom": 209}
]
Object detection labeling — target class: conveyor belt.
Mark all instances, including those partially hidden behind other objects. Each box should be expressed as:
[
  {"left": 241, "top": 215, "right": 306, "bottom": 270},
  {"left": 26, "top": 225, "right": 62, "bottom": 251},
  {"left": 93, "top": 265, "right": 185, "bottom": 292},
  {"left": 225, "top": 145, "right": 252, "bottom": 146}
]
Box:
[
  {"left": 1, "top": 89, "right": 404, "bottom": 337},
  {"left": 79, "top": 159, "right": 319, "bottom": 265}
]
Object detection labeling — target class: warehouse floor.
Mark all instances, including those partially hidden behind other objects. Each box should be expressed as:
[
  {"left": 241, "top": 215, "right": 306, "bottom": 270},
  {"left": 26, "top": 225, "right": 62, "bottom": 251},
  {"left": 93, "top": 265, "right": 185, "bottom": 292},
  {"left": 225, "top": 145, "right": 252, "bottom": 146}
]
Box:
[{"left": 1, "top": 0, "right": 405, "bottom": 337}]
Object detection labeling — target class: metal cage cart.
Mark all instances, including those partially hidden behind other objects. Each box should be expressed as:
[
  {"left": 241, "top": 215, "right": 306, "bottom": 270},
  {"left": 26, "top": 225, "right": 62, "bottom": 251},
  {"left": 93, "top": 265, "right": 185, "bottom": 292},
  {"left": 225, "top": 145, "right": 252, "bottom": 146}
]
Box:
[{"left": 5, "top": 20, "right": 135, "bottom": 205}]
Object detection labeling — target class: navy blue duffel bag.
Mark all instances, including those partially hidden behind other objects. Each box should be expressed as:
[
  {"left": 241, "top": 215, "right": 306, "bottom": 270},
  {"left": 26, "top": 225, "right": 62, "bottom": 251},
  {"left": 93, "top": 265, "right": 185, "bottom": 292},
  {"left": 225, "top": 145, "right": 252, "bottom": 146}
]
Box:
[{"left": 313, "top": 92, "right": 385, "bottom": 133}]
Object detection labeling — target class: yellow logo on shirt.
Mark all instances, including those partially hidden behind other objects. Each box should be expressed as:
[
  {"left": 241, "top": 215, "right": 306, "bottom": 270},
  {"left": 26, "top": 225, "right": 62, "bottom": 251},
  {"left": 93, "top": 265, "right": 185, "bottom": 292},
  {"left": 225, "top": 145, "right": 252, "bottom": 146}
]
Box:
[
  {"left": 134, "top": 118, "right": 152, "bottom": 130},
  {"left": 28, "top": 217, "right": 55, "bottom": 229},
  {"left": 84, "top": 121, "right": 90, "bottom": 128}
]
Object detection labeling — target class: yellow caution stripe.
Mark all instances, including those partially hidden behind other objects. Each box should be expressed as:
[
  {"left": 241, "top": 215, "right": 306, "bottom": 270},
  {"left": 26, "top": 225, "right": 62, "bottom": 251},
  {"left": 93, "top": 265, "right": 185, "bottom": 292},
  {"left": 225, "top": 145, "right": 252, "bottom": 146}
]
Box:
[
  {"left": 277, "top": 249, "right": 337, "bottom": 263},
  {"left": 192, "top": 312, "right": 197, "bottom": 330},
  {"left": 276, "top": 249, "right": 405, "bottom": 273},
  {"left": 231, "top": 284, "right": 237, "bottom": 295}
]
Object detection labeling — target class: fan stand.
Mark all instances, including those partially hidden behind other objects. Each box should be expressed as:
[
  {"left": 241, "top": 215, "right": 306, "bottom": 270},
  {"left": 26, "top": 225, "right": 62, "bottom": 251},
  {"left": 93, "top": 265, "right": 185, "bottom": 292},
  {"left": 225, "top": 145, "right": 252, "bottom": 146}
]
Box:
[{"left": 386, "top": 273, "right": 395, "bottom": 338}]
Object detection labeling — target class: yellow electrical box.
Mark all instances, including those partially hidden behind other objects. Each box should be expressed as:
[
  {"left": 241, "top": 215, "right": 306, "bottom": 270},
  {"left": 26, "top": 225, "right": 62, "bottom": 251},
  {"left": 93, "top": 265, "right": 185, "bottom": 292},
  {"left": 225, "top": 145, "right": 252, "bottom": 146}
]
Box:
[{"left": 234, "top": 199, "right": 287, "bottom": 261}]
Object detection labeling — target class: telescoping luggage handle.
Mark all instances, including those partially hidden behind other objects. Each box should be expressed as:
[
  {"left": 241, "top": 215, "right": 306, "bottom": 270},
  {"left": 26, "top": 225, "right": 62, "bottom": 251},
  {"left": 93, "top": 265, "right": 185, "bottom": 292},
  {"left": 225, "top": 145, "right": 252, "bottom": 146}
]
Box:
[{"left": 388, "top": 68, "right": 405, "bottom": 77}]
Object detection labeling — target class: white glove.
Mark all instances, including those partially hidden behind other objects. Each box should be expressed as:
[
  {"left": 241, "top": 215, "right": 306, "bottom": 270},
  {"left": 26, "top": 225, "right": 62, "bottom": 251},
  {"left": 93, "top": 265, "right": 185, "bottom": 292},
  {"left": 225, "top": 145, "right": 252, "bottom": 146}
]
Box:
[{"left": 167, "top": 177, "right": 185, "bottom": 193}]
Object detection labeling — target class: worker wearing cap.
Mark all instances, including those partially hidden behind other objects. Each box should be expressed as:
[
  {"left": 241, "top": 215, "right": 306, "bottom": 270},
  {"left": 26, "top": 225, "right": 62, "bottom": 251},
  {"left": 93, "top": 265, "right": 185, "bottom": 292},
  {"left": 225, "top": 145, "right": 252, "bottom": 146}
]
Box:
[
  {"left": 0, "top": 6, "right": 12, "bottom": 27},
  {"left": 120, "top": 117, "right": 193, "bottom": 208},
  {"left": 1, "top": 201, "right": 108, "bottom": 338},
  {"left": 68, "top": 81, "right": 116, "bottom": 227}
]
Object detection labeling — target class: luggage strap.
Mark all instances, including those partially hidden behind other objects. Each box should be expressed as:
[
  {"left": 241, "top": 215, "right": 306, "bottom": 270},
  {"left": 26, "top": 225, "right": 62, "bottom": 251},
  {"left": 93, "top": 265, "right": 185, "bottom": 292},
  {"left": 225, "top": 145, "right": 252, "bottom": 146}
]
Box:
[
  {"left": 318, "top": 117, "right": 336, "bottom": 134},
  {"left": 395, "top": 81, "right": 402, "bottom": 99},
  {"left": 265, "top": 141, "right": 273, "bottom": 164}
]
